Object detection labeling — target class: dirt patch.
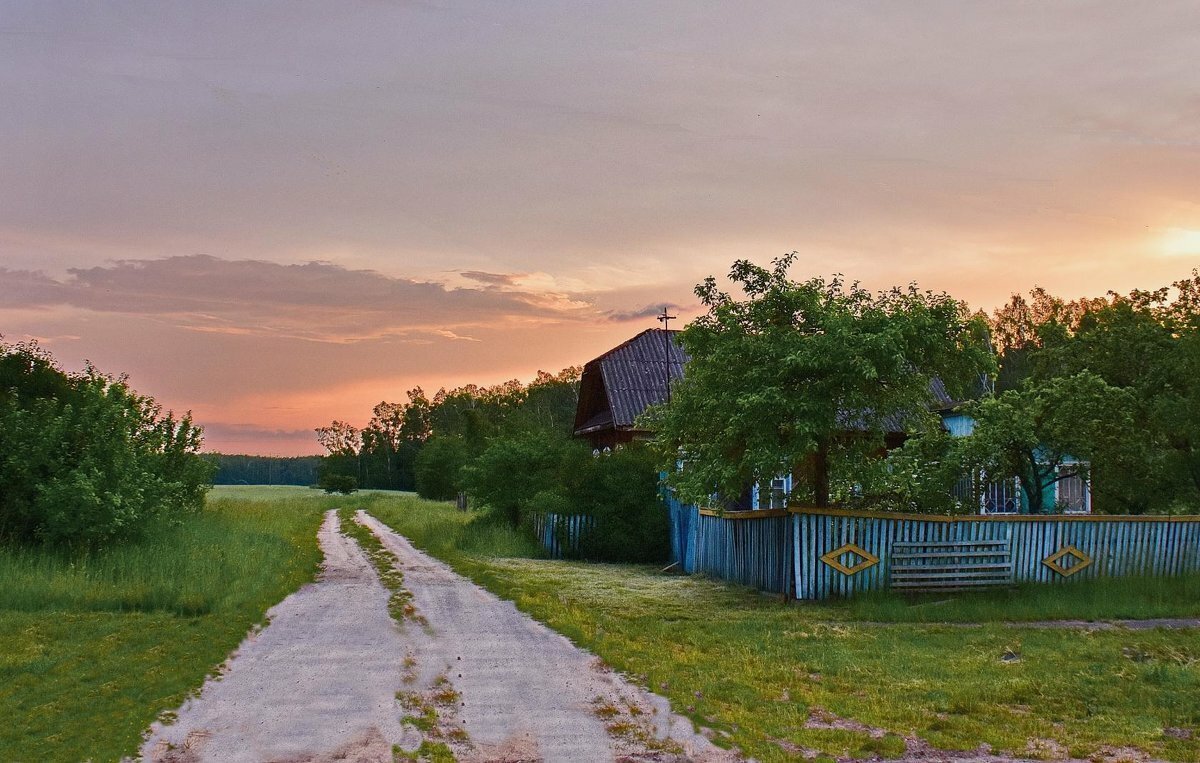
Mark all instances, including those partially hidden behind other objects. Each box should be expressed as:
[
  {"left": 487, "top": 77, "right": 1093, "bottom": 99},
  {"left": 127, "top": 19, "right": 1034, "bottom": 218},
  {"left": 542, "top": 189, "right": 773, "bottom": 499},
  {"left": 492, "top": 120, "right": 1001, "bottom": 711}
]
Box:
[{"left": 140, "top": 511, "right": 412, "bottom": 763}]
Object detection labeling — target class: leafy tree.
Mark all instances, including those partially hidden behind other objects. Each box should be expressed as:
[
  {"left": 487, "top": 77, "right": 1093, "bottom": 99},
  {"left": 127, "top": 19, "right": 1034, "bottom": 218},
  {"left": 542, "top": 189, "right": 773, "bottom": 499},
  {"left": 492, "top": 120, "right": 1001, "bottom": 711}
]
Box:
[
  {"left": 960, "top": 372, "right": 1136, "bottom": 514},
  {"left": 414, "top": 436, "right": 470, "bottom": 500},
  {"left": 0, "top": 341, "right": 213, "bottom": 547},
  {"left": 992, "top": 272, "right": 1200, "bottom": 512},
  {"left": 646, "top": 255, "right": 994, "bottom": 508}
]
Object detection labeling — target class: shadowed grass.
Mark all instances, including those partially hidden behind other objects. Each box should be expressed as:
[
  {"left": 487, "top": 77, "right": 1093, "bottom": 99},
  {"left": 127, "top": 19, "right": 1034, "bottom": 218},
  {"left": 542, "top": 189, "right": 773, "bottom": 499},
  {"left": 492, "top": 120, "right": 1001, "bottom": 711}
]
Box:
[
  {"left": 0, "top": 487, "right": 331, "bottom": 762},
  {"left": 365, "top": 493, "right": 1200, "bottom": 762}
]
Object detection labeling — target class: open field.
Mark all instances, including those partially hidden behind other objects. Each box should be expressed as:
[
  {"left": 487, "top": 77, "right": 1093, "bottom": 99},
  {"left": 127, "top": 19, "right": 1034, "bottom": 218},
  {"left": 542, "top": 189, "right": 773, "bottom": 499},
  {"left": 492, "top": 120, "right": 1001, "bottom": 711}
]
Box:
[
  {"left": 367, "top": 492, "right": 1200, "bottom": 762},
  {"left": 0, "top": 487, "right": 330, "bottom": 762}
]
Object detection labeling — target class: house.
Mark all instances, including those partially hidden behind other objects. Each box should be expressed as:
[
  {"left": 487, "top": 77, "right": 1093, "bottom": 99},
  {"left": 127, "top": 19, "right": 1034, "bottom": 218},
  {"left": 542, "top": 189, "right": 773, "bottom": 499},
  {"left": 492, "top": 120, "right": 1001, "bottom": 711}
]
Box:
[
  {"left": 573, "top": 329, "right": 1091, "bottom": 515},
  {"left": 573, "top": 328, "right": 687, "bottom": 450}
]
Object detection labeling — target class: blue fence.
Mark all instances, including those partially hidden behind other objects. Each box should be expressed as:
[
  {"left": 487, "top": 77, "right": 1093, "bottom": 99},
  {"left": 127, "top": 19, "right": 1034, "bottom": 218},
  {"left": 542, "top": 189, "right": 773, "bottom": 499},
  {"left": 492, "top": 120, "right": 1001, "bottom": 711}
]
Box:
[
  {"left": 666, "top": 504, "right": 1200, "bottom": 600},
  {"left": 531, "top": 512, "right": 595, "bottom": 559}
]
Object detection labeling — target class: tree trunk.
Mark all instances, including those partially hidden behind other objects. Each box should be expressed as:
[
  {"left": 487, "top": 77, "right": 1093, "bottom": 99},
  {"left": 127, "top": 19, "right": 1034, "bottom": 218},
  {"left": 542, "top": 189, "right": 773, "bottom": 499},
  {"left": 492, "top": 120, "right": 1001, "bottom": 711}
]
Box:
[{"left": 793, "top": 441, "right": 831, "bottom": 508}]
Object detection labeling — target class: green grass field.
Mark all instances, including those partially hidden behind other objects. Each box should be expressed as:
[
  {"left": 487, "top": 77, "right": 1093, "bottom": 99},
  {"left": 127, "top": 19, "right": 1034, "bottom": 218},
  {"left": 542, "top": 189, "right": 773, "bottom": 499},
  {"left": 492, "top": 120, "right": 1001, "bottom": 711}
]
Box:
[
  {"left": 8, "top": 486, "right": 1198, "bottom": 761},
  {"left": 365, "top": 492, "right": 1200, "bottom": 762},
  {"left": 0, "top": 486, "right": 331, "bottom": 762}
]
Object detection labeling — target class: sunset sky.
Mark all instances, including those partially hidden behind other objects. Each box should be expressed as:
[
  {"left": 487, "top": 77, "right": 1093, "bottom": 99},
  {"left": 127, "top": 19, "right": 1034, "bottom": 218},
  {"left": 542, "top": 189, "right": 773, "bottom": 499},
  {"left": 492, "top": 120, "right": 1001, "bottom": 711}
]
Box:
[{"left": 2, "top": 2, "right": 1199, "bottom": 455}]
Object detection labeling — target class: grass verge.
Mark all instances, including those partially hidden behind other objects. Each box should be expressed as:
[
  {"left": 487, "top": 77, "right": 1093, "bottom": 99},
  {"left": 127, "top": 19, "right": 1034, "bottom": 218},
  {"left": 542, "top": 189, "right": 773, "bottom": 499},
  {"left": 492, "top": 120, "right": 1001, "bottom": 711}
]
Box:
[
  {"left": 0, "top": 486, "right": 330, "bottom": 762},
  {"left": 336, "top": 507, "right": 423, "bottom": 624},
  {"left": 366, "top": 492, "right": 1200, "bottom": 762}
]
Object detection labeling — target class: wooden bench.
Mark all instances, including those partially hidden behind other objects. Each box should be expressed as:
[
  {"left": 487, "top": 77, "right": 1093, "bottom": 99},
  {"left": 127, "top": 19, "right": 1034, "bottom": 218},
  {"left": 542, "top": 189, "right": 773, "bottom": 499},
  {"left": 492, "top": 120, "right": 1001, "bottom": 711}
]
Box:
[{"left": 889, "top": 540, "right": 1013, "bottom": 592}]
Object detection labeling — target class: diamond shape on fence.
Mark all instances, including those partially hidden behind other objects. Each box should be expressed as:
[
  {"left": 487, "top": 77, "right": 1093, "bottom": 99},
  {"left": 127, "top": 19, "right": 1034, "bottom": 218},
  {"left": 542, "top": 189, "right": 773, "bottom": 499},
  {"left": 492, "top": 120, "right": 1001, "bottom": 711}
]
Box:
[
  {"left": 1042, "top": 545, "right": 1093, "bottom": 577},
  {"left": 820, "top": 543, "right": 880, "bottom": 576}
]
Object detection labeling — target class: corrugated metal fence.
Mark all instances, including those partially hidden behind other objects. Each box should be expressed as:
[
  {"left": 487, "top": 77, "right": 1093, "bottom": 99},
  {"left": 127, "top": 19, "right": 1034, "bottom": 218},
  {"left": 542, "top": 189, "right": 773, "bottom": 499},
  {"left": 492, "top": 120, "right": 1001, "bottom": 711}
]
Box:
[{"left": 665, "top": 504, "right": 1200, "bottom": 600}]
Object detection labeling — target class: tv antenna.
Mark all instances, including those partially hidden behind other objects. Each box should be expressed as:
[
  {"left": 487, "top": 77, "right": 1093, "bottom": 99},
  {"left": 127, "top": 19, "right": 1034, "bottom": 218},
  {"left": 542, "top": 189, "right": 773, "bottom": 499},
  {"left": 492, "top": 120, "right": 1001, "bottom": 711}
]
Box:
[{"left": 657, "top": 306, "right": 677, "bottom": 405}]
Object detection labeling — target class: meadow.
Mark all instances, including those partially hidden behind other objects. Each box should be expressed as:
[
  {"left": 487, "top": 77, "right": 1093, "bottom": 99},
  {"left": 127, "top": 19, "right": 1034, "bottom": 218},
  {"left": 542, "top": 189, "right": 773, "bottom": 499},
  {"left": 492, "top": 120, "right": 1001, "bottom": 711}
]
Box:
[
  {"left": 7, "top": 486, "right": 1199, "bottom": 762},
  {"left": 366, "top": 492, "right": 1200, "bottom": 762},
  {"left": 0, "top": 486, "right": 330, "bottom": 762}
]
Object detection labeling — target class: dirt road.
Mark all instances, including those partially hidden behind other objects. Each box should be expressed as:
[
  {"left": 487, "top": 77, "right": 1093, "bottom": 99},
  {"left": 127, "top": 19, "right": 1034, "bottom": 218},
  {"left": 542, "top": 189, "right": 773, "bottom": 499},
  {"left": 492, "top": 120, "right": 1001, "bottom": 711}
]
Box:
[
  {"left": 141, "top": 510, "right": 411, "bottom": 762},
  {"left": 140, "top": 510, "right": 735, "bottom": 762}
]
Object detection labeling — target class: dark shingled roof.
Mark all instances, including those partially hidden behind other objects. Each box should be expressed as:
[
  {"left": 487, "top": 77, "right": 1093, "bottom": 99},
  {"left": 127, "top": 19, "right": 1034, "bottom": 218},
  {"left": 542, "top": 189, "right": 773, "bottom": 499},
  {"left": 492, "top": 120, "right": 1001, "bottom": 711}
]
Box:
[
  {"left": 572, "top": 329, "right": 978, "bottom": 439},
  {"left": 573, "top": 329, "right": 687, "bottom": 436}
]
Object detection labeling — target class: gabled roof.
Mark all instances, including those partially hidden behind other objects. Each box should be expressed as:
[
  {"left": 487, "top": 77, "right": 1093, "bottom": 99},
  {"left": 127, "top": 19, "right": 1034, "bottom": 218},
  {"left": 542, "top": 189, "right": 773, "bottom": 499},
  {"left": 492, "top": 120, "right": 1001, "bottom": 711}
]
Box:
[
  {"left": 573, "top": 329, "right": 688, "bottom": 436},
  {"left": 572, "top": 328, "right": 983, "bottom": 439}
]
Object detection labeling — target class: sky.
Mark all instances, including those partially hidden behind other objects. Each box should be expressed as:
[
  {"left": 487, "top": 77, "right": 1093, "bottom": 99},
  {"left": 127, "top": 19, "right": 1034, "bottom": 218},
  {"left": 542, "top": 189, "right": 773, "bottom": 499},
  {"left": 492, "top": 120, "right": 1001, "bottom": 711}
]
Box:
[{"left": 2, "top": 1, "right": 1199, "bottom": 455}]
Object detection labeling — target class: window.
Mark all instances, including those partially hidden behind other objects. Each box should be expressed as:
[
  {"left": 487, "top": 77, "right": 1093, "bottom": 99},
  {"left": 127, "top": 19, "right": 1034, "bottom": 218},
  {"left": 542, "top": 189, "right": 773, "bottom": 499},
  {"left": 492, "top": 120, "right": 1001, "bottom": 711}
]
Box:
[
  {"left": 981, "top": 477, "right": 1021, "bottom": 514},
  {"left": 751, "top": 474, "right": 791, "bottom": 510},
  {"left": 1056, "top": 464, "right": 1090, "bottom": 513}
]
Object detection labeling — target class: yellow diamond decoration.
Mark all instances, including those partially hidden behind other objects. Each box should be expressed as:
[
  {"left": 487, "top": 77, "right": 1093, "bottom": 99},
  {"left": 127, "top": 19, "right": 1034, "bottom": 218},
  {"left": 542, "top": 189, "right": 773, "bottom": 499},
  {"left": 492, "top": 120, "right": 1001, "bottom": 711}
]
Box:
[
  {"left": 820, "top": 542, "right": 879, "bottom": 576},
  {"left": 1042, "top": 545, "right": 1093, "bottom": 577}
]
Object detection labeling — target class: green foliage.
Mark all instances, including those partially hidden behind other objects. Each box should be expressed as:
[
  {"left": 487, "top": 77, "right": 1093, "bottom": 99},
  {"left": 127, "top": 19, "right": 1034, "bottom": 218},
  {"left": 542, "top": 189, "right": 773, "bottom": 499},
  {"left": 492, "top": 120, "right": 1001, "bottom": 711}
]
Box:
[
  {"left": 319, "top": 473, "right": 358, "bottom": 495},
  {"left": 461, "top": 433, "right": 586, "bottom": 527},
  {"left": 847, "top": 427, "right": 973, "bottom": 513},
  {"left": 206, "top": 453, "right": 323, "bottom": 486},
  {"left": 413, "top": 436, "right": 470, "bottom": 500},
  {"left": 573, "top": 445, "right": 670, "bottom": 563},
  {"left": 0, "top": 341, "right": 214, "bottom": 548},
  {"left": 987, "top": 273, "right": 1200, "bottom": 514},
  {"left": 462, "top": 435, "right": 669, "bottom": 563},
  {"left": 647, "top": 256, "right": 994, "bottom": 507},
  {"left": 316, "top": 369, "right": 581, "bottom": 492},
  {"left": 0, "top": 488, "right": 327, "bottom": 761},
  {"left": 962, "top": 372, "right": 1136, "bottom": 514}
]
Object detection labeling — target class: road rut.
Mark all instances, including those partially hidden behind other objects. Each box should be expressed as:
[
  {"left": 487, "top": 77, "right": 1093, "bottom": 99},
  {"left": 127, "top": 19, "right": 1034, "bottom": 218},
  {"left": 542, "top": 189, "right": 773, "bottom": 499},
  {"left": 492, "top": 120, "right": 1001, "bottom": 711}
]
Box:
[{"left": 356, "top": 511, "right": 738, "bottom": 763}]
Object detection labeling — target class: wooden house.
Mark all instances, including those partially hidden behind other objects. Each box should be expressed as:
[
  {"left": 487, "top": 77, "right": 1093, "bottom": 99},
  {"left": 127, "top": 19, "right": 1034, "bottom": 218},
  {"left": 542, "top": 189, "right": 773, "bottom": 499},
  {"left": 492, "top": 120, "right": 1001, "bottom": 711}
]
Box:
[
  {"left": 572, "top": 328, "right": 687, "bottom": 450},
  {"left": 573, "top": 329, "right": 1090, "bottom": 515}
]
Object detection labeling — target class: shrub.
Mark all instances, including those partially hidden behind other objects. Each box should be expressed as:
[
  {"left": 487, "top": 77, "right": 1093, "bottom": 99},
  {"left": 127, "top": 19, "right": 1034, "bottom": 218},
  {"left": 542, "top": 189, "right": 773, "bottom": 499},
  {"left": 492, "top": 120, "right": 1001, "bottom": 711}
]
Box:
[
  {"left": 414, "top": 436, "right": 470, "bottom": 500},
  {"left": 319, "top": 474, "right": 358, "bottom": 495},
  {"left": 574, "top": 444, "right": 670, "bottom": 563},
  {"left": 0, "top": 342, "right": 214, "bottom": 548},
  {"left": 463, "top": 433, "right": 669, "bottom": 563},
  {"left": 461, "top": 433, "right": 587, "bottom": 526}
]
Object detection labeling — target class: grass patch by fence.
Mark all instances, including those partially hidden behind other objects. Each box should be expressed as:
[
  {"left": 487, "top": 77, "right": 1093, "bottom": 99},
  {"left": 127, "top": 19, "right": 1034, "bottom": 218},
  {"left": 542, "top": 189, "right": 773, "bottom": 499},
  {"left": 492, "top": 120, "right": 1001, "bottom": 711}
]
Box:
[
  {"left": 368, "top": 494, "right": 1200, "bottom": 762},
  {"left": 360, "top": 493, "right": 543, "bottom": 560},
  {"left": 0, "top": 486, "right": 330, "bottom": 762},
  {"left": 833, "top": 571, "right": 1200, "bottom": 623}
]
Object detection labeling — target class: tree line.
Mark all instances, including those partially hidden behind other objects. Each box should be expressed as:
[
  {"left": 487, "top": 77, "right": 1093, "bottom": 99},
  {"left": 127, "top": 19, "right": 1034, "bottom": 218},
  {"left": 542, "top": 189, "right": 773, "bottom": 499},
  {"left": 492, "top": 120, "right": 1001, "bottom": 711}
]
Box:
[
  {"left": 205, "top": 454, "right": 323, "bottom": 486},
  {"left": 315, "top": 369, "right": 582, "bottom": 495}
]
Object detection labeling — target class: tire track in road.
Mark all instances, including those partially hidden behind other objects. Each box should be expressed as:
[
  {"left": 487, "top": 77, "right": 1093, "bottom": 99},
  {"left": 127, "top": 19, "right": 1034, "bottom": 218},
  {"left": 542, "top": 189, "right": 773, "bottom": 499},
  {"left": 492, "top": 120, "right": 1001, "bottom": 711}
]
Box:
[{"left": 357, "top": 511, "right": 740, "bottom": 763}]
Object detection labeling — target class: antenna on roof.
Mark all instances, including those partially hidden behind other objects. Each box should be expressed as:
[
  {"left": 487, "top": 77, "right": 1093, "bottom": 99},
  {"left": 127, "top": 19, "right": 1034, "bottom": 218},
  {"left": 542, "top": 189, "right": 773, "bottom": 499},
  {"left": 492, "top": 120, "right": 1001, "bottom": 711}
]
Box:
[{"left": 657, "top": 306, "right": 677, "bottom": 406}]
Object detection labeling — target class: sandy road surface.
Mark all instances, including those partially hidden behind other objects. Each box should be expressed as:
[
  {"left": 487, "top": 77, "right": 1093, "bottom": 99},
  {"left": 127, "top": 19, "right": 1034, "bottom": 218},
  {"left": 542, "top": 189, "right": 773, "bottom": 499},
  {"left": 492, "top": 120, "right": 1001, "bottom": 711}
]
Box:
[
  {"left": 140, "top": 510, "right": 410, "bottom": 762},
  {"left": 357, "top": 511, "right": 738, "bottom": 763}
]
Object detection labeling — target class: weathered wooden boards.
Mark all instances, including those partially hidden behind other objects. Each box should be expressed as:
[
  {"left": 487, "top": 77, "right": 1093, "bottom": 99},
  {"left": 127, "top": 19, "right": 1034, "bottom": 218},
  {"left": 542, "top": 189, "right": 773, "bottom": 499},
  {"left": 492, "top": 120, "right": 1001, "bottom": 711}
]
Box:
[
  {"left": 663, "top": 504, "right": 1200, "bottom": 600},
  {"left": 889, "top": 540, "right": 1013, "bottom": 592}
]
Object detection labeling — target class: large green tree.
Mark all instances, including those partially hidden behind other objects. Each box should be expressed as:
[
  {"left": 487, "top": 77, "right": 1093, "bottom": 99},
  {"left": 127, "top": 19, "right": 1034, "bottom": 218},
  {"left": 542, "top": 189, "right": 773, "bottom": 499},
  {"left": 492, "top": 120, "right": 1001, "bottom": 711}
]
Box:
[
  {"left": 992, "top": 271, "right": 1200, "bottom": 513},
  {"left": 648, "top": 255, "right": 994, "bottom": 507},
  {"left": 960, "top": 372, "right": 1136, "bottom": 514}
]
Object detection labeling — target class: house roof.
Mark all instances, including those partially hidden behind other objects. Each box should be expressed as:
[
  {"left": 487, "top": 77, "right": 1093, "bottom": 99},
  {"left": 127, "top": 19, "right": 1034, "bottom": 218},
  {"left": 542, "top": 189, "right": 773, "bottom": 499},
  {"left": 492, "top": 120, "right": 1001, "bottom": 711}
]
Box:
[
  {"left": 572, "top": 329, "right": 688, "bottom": 436},
  {"left": 572, "top": 328, "right": 980, "bottom": 439}
]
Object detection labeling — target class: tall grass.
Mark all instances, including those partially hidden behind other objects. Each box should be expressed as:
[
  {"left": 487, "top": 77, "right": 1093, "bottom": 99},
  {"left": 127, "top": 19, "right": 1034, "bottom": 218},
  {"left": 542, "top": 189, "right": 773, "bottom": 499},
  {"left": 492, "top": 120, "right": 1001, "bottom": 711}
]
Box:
[
  {"left": 359, "top": 493, "right": 543, "bottom": 560},
  {"left": 0, "top": 496, "right": 324, "bottom": 616},
  {"left": 1, "top": 487, "right": 331, "bottom": 762}
]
